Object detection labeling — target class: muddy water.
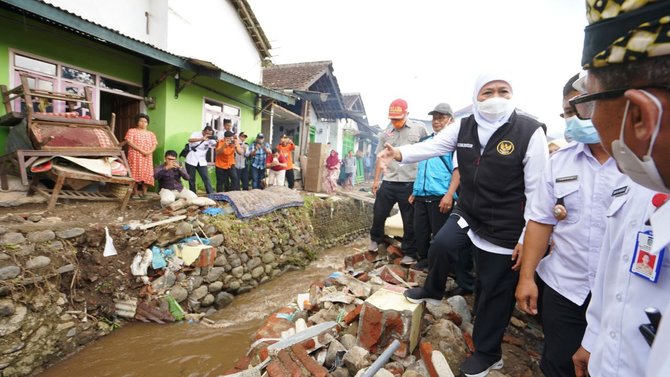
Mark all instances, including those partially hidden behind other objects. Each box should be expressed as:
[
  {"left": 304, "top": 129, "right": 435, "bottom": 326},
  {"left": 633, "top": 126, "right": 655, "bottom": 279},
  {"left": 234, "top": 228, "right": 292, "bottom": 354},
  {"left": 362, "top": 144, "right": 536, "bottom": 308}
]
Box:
[{"left": 38, "top": 240, "right": 366, "bottom": 377}]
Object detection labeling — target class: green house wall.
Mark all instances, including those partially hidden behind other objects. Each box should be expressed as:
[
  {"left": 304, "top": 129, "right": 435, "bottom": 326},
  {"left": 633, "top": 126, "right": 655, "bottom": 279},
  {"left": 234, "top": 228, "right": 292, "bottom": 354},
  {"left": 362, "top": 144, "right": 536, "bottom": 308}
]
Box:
[{"left": 0, "top": 9, "right": 265, "bottom": 192}]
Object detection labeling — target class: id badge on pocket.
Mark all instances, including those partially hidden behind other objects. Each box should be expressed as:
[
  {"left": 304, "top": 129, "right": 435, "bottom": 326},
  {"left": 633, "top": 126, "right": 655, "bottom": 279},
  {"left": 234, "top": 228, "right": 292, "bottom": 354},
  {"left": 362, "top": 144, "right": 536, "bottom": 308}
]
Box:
[{"left": 630, "top": 231, "right": 665, "bottom": 283}]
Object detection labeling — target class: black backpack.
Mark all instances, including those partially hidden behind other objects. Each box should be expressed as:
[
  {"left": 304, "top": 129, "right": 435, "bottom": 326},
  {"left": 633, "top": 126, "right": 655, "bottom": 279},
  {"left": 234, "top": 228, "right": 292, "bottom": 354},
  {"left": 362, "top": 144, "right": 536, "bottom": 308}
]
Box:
[{"left": 179, "top": 140, "right": 205, "bottom": 158}]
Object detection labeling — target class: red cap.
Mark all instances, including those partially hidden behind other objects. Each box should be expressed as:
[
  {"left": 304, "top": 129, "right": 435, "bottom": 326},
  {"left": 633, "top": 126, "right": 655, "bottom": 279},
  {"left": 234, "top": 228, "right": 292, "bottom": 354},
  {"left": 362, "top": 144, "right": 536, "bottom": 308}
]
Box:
[
  {"left": 388, "top": 99, "right": 408, "bottom": 119},
  {"left": 652, "top": 193, "right": 669, "bottom": 208}
]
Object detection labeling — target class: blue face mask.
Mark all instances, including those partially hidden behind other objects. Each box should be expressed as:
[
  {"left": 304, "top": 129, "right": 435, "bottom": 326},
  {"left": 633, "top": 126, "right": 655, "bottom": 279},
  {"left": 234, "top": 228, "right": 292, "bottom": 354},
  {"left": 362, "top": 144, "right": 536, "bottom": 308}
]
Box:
[{"left": 564, "top": 116, "right": 600, "bottom": 144}]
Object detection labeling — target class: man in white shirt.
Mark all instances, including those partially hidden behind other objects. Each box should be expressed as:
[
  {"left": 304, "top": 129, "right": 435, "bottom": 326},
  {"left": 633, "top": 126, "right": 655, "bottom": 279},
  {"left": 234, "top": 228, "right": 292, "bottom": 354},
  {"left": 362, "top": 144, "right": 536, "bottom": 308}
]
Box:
[
  {"left": 185, "top": 126, "right": 216, "bottom": 194},
  {"left": 570, "top": 1, "right": 670, "bottom": 376},
  {"left": 380, "top": 74, "right": 548, "bottom": 377},
  {"left": 515, "top": 74, "right": 621, "bottom": 377}
]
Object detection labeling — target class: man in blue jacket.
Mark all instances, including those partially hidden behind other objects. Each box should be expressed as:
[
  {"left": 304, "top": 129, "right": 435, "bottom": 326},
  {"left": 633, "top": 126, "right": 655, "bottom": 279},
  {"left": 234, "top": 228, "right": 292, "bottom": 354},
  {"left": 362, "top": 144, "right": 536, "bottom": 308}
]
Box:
[{"left": 404, "top": 103, "right": 461, "bottom": 271}]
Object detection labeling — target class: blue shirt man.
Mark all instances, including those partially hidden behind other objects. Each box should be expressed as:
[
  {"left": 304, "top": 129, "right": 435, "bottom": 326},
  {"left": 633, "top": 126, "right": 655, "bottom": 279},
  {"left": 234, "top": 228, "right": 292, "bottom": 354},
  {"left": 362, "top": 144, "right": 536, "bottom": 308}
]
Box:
[
  {"left": 248, "top": 133, "right": 272, "bottom": 189},
  {"left": 404, "top": 103, "right": 461, "bottom": 274}
]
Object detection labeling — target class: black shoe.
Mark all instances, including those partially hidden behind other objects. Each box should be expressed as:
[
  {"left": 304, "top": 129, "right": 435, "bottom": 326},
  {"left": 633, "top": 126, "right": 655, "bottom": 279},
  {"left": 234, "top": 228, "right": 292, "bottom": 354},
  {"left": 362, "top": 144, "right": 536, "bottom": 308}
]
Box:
[
  {"left": 403, "top": 287, "right": 442, "bottom": 305},
  {"left": 410, "top": 259, "right": 429, "bottom": 272},
  {"left": 460, "top": 355, "right": 503, "bottom": 377}
]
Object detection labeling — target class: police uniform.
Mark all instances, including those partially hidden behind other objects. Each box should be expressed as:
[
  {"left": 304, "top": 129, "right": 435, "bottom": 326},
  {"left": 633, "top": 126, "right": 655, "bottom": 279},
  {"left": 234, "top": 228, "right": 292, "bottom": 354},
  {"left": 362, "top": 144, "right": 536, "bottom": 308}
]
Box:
[
  {"left": 582, "top": 180, "right": 669, "bottom": 376},
  {"left": 526, "top": 142, "right": 621, "bottom": 376},
  {"left": 645, "top": 200, "right": 670, "bottom": 377}
]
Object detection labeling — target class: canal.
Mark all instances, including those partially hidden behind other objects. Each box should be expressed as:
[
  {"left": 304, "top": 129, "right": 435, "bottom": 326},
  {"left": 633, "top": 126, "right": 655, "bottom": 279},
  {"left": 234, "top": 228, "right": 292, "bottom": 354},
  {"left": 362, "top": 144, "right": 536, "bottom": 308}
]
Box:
[{"left": 36, "top": 239, "right": 365, "bottom": 377}]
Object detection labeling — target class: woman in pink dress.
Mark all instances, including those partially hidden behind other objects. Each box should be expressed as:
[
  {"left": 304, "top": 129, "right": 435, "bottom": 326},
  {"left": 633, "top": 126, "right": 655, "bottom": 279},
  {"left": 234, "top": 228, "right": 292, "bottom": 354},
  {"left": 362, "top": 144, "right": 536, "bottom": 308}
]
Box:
[
  {"left": 124, "top": 113, "right": 157, "bottom": 198},
  {"left": 323, "top": 150, "right": 340, "bottom": 194}
]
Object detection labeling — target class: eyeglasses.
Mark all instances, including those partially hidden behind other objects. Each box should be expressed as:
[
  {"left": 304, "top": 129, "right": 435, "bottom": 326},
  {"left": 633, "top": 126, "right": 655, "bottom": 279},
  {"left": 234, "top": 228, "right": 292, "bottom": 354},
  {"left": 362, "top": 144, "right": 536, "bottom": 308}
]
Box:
[{"left": 569, "top": 85, "right": 670, "bottom": 120}]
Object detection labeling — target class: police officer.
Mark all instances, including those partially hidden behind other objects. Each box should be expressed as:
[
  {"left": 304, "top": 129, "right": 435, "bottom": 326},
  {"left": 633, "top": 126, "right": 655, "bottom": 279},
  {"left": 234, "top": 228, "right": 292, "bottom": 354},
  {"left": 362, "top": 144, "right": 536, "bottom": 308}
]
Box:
[
  {"left": 569, "top": 2, "right": 670, "bottom": 376},
  {"left": 515, "top": 74, "right": 621, "bottom": 377}
]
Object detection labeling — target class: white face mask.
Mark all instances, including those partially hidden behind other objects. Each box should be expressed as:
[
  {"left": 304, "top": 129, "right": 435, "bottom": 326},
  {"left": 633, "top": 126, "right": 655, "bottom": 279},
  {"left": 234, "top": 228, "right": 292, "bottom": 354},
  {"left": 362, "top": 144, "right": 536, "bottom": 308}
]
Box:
[
  {"left": 476, "top": 97, "right": 515, "bottom": 122},
  {"left": 611, "top": 90, "right": 669, "bottom": 193}
]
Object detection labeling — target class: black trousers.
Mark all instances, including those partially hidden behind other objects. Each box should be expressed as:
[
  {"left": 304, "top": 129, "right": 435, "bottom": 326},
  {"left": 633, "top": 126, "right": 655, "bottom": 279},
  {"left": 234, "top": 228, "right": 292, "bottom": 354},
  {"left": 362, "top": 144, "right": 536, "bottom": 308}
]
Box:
[
  {"left": 539, "top": 279, "right": 590, "bottom": 377},
  {"left": 285, "top": 169, "right": 295, "bottom": 189},
  {"left": 237, "top": 167, "right": 249, "bottom": 190},
  {"left": 216, "top": 167, "right": 239, "bottom": 192},
  {"left": 471, "top": 247, "right": 519, "bottom": 364},
  {"left": 423, "top": 213, "right": 475, "bottom": 295},
  {"left": 186, "top": 163, "right": 213, "bottom": 194},
  {"left": 413, "top": 196, "right": 449, "bottom": 260},
  {"left": 370, "top": 181, "right": 416, "bottom": 255}
]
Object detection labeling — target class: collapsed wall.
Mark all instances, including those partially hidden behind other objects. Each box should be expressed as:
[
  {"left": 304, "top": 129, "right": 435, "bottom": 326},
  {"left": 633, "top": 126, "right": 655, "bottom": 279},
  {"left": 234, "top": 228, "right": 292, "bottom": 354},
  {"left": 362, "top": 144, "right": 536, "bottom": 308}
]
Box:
[{"left": 0, "top": 195, "right": 372, "bottom": 377}]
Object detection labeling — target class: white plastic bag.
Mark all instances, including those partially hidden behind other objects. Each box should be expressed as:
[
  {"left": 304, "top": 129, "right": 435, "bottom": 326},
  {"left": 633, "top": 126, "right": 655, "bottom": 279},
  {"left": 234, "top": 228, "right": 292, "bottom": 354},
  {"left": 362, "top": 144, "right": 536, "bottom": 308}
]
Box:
[{"left": 103, "top": 227, "right": 117, "bottom": 257}]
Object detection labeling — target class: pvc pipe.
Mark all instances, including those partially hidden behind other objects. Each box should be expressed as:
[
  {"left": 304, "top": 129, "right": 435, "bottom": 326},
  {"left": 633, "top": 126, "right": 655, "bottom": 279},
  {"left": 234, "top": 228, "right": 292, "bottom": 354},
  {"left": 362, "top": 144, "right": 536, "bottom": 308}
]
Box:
[{"left": 360, "top": 339, "right": 400, "bottom": 377}]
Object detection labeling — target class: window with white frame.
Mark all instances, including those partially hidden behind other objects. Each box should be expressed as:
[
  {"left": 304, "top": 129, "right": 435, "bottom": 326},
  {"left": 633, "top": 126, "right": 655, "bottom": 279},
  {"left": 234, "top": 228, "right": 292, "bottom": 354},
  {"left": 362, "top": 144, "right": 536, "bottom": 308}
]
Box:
[
  {"left": 10, "top": 52, "right": 142, "bottom": 114},
  {"left": 203, "top": 98, "right": 241, "bottom": 137}
]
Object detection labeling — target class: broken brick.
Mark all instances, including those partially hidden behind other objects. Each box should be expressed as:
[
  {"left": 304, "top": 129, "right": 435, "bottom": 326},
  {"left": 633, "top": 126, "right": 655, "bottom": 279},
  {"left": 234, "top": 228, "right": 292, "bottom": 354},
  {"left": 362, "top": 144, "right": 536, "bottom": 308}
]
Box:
[
  {"left": 253, "top": 308, "right": 295, "bottom": 340},
  {"left": 358, "top": 303, "right": 383, "bottom": 352},
  {"left": 462, "top": 331, "right": 475, "bottom": 354},
  {"left": 446, "top": 311, "right": 462, "bottom": 327},
  {"left": 290, "top": 344, "right": 328, "bottom": 377},
  {"left": 266, "top": 360, "right": 289, "bottom": 377},
  {"left": 386, "top": 244, "right": 403, "bottom": 257},
  {"left": 277, "top": 350, "right": 301, "bottom": 377},
  {"left": 420, "top": 342, "right": 438, "bottom": 377},
  {"left": 344, "top": 304, "right": 363, "bottom": 325},
  {"left": 380, "top": 265, "right": 408, "bottom": 285},
  {"left": 357, "top": 287, "right": 423, "bottom": 357}
]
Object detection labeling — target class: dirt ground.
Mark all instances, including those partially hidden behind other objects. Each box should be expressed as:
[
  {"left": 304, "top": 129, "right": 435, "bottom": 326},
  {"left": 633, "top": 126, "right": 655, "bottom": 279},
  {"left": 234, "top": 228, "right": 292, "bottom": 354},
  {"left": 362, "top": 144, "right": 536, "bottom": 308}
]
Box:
[{"left": 0, "top": 194, "right": 166, "bottom": 319}]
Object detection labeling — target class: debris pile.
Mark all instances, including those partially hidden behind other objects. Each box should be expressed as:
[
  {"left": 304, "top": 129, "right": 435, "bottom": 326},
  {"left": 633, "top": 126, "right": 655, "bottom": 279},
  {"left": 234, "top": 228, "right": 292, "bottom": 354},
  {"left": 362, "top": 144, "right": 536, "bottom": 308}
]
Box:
[{"left": 223, "top": 243, "right": 545, "bottom": 376}]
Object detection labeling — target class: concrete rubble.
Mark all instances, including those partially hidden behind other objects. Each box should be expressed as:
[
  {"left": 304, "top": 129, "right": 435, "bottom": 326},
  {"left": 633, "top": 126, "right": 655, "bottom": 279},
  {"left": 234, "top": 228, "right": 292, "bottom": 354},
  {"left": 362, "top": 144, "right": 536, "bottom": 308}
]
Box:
[{"left": 222, "top": 243, "right": 545, "bottom": 377}]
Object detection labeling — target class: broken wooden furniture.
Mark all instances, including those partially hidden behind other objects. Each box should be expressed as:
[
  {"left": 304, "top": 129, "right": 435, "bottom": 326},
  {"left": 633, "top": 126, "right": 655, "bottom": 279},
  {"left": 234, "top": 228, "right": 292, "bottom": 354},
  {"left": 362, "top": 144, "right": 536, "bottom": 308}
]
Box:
[{"left": 0, "top": 74, "right": 134, "bottom": 210}]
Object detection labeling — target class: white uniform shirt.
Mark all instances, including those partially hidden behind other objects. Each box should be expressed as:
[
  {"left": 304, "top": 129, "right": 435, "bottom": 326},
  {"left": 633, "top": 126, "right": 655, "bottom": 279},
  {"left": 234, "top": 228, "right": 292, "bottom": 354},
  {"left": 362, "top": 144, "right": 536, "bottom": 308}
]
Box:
[
  {"left": 398, "top": 116, "right": 548, "bottom": 255},
  {"left": 582, "top": 180, "right": 670, "bottom": 376},
  {"left": 645, "top": 199, "right": 670, "bottom": 377},
  {"left": 528, "top": 142, "right": 621, "bottom": 305},
  {"left": 185, "top": 131, "right": 216, "bottom": 167}
]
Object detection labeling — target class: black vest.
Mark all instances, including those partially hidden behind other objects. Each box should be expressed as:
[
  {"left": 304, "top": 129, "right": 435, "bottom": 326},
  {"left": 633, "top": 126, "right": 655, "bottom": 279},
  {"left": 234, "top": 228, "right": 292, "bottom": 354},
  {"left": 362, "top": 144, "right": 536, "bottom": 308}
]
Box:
[{"left": 456, "top": 112, "right": 544, "bottom": 249}]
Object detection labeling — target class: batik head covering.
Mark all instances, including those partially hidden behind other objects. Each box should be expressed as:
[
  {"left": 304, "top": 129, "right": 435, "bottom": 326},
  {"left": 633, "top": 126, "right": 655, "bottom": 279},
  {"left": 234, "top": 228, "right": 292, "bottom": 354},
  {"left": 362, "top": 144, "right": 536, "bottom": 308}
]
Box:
[{"left": 582, "top": 0, "right": 670, "bottom": 68}]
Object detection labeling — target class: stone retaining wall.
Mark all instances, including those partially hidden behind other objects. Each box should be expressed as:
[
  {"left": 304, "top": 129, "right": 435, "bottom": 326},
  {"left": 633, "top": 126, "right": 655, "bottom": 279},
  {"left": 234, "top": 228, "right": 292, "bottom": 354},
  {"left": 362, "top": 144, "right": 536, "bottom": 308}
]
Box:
[{"left": 0, "top": 195, "right": 372, "bottom": 377}]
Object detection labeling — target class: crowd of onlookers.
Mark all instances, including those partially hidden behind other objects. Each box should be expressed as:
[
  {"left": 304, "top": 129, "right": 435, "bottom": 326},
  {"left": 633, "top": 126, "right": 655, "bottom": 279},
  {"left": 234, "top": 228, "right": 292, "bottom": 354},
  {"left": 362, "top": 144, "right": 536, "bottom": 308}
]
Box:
[
  {"left": 122, "top": 110, "right": 380, "bottom": 199},
  {"left": 122, "top": 117, "right": 305, "bottom": 199}
]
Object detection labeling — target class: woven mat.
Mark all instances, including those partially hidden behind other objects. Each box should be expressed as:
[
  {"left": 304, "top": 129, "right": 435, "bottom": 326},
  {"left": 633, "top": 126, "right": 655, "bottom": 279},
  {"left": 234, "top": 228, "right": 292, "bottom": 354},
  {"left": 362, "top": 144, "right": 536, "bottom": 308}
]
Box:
[{"left": 208, "top": 186, "right": 304, "bottom": 219}]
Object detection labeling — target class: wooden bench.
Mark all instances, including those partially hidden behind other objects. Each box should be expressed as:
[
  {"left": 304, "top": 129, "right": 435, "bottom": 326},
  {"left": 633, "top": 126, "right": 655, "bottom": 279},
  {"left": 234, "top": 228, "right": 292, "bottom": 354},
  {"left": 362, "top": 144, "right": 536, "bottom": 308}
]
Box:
[{"left": 28, "top": 164, "right": 134, "bottom": 211}]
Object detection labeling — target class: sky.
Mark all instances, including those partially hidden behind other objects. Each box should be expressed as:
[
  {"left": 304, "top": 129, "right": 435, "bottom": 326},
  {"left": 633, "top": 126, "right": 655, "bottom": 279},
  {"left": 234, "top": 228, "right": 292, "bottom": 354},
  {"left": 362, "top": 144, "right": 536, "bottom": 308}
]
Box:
[{"left": 248, "top": 0, "right": 589, "bottom": 140}]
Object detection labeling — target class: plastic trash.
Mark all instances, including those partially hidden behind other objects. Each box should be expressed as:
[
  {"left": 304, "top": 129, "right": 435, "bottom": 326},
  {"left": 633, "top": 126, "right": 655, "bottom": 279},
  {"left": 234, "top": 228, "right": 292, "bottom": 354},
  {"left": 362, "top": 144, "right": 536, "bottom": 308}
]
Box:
[
  {"left": 151, "top": 246, "right": 167, "bottom": 269},
  {"left": 131, "top": 249, "right": 152, "bottom": 276},
  {"left": 103, "top": 227, "right": 117, "bottom": 257},
  {"left": 165, "top": 293, "right": 185, "bottom": 321},
  {"left": 201, "top": 207, "right": 224, "bottom": 216}
]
